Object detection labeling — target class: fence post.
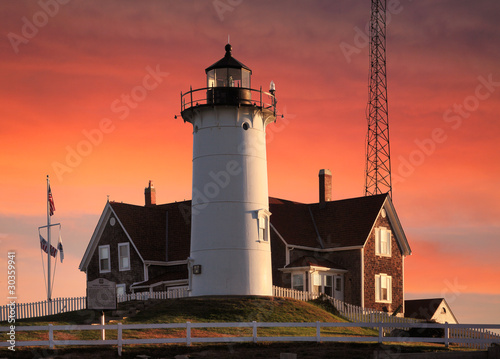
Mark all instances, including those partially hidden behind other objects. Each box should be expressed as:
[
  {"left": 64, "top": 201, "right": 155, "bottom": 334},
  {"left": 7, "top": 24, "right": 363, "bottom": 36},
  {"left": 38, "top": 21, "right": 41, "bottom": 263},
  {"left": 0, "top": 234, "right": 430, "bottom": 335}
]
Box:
[
  {"left": 186, "top": 321, "right": 191, "bottom": 346},
  {"left": 378, "top": 323, "right": 383, "bottom": 344},
  {"left": 117, "top": 323, "right": 123, "bottom": 356},
  {"left": 316, "top": 321, "right": 321, "bottom": 343},
  {"left": 252, "top": 321, "right": 257, "bottom": 343},
  {"left": 444, "top": 322, "right": 449, "bottom": 348},
  {"left": 49, "top": 324, "right": 54, "bottom": 349}
]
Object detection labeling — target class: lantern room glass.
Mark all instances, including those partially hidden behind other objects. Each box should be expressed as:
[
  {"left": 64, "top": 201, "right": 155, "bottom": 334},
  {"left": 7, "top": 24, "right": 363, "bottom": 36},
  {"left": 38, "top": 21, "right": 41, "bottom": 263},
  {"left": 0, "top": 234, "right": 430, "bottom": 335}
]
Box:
[{"left": 207, "top": 68, "right": 251, "bottom": 88}]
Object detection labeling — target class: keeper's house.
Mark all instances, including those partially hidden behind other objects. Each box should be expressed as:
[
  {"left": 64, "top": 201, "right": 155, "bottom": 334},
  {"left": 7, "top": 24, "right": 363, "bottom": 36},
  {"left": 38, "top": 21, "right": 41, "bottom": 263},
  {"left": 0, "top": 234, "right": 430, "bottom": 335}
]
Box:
[{"left": 79, "top": 172, "right": 411, "bottom": 314}]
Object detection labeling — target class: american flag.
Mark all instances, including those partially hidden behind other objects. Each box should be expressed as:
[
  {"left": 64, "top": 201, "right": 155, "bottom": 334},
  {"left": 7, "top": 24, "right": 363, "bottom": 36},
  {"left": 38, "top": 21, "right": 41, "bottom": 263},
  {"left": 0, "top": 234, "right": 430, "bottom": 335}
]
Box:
[{"left": 48, "top": 185, "right": 55, "bottom": 216}]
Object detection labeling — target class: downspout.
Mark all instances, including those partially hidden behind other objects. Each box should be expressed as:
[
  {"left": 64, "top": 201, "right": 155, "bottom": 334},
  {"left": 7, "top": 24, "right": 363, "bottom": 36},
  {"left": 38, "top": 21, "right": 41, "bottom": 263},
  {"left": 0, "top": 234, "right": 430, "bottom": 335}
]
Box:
[
  {"left": 187, "top": 257, "right": 194, "bottom": 293},
  {"left": 270, "top": 223, "right": 290, "bottom": 265},
  {"left": 361, "top": 247, "right": 365, "bottom": 308},
  {"left": 402, "top": 255, "right": 405, "bottom": 315}
]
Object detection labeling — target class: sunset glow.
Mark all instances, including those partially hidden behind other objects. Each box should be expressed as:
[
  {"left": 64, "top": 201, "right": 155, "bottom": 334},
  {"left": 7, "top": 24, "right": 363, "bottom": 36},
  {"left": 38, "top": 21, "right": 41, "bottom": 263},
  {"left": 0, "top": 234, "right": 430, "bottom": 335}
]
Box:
[{"left": 1, "top": 1, "right": 499, "bottom": 325}]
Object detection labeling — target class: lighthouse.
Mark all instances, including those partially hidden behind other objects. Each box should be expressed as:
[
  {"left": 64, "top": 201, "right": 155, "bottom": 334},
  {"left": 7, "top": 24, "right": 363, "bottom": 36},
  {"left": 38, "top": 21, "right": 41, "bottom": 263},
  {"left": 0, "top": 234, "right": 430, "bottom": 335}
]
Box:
[{"left": 180, "top": 44, "right": 277, "bottom": 296}]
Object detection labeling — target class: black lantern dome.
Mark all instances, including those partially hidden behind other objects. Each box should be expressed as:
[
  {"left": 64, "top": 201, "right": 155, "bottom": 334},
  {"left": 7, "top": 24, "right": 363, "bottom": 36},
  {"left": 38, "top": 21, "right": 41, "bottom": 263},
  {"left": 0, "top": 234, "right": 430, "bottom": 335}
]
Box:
[
  {"left": 180, "top": 44, "right": 276, "bottom": 119},
  {"left": 205, "top": 44, "right": 252, "bottom": 88}
]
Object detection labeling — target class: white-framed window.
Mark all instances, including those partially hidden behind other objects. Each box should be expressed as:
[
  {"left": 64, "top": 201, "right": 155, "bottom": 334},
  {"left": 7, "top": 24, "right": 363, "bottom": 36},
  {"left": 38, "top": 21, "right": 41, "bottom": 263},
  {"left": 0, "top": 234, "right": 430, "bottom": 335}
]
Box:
[
  {"left": 99, "top": 245, "right": 110, "bottom": 273},
  {"left": 116, "top": 284, "right": 126, "bottom": 297},
  {"left": 256, "top": 209, "right": 271, "bottom": 242},
  {"left": 118, "top": 242, "right": 130, "bottom": 271},
  {"left": 375, "top": 273, "right": 392, "bottom": 303},
  {"left": 292, "top": 273, "right": 304, "bottom": 291},
  {"left": 312, "top": 272, "right": 321, "bottom": 294},
  {"left": 375, "top": 227, "right": 391, "bottom": 256},
  {"left": 323, "top": 274, "right": 333, "bottom": 297}
]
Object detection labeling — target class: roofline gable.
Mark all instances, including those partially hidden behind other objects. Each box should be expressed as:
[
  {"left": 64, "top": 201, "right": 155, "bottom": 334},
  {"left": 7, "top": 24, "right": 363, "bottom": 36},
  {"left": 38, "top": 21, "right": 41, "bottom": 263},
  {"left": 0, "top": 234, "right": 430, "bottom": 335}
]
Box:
[
  {"left": 383, "top": 196, "right": 412, "bottom": 256},
  {"left": 79, "top": 202, "right": 145, "bottom": 272},
  {"left": 110, "top": 205, "right": 145, "bottom": 264},
  {"left": 79, "top": 202, "right": 113, "bottom": 271},
  {"left": 431, "top": 298, "right": 459, "bottom": 324}
]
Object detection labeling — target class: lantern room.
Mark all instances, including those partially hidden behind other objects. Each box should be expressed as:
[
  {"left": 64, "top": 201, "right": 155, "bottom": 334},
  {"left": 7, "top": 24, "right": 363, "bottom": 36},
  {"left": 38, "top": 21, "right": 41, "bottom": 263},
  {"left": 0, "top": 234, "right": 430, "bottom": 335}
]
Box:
[
  {"left": 206, "top": 44, "right": 251, "bottom": 88},
  {"left": 180, "top": 43, "right": 276, "bottom": 120}
]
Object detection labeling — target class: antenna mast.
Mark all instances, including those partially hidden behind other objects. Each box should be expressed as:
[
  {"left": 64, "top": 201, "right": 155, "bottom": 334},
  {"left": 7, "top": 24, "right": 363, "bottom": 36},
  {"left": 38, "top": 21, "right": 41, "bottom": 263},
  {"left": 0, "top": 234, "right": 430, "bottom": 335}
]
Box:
[{"left": 364, "top": 0, "right": 392, "bottom": 197}]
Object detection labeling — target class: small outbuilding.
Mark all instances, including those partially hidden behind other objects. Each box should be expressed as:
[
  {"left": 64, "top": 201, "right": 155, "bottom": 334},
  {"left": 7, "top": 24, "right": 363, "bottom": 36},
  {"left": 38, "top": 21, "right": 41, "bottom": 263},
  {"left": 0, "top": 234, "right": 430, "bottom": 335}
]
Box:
[{"left": 405, "top": 298, "right": 458, "bottom": 324}]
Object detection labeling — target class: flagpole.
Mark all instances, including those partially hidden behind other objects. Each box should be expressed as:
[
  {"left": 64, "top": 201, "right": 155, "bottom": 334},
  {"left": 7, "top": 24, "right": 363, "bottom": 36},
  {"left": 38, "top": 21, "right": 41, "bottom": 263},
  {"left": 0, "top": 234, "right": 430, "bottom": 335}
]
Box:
[{"left": 46, "top": 175, "right": 51, "bottom": 310}]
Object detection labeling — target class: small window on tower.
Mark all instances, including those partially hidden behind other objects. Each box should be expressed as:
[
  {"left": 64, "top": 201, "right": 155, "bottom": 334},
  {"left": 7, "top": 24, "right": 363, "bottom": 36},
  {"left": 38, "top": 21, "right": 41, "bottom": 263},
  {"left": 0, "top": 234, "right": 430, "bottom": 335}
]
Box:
[{"left": 256, "top": 209, "right": 271, "bottom": 242}]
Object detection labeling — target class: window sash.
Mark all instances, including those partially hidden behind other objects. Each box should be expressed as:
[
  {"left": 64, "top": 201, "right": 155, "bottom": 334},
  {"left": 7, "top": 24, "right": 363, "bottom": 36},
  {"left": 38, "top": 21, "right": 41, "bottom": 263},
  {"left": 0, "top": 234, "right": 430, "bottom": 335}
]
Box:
[
  {"left": 376, "top": 274, "right": 392, "bottom": 303},
  {"left": 116, "top": 284, "right": 126, "bottom": 297},
  {"left": 118, "top": 243, "right": 130, "bottom": 271},
  {"left": 257, "top": 214, "right": 269, "bottom": 242},
  {"left": 99, "top": 245, "right": 110, "bottom": 273},
  {"left": 292, "top": 274, "right": 304, "bottom": 291},
  {"left": 376, "top": 228, "right": 391, "bottom": 256}
]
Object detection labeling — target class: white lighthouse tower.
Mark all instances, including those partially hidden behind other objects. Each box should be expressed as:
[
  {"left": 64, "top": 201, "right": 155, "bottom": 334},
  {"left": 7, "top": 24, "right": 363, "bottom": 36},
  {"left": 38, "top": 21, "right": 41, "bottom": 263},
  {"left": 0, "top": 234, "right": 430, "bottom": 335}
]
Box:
[{"left": 181, "top": 44, "right": 277, "bottom": 296}]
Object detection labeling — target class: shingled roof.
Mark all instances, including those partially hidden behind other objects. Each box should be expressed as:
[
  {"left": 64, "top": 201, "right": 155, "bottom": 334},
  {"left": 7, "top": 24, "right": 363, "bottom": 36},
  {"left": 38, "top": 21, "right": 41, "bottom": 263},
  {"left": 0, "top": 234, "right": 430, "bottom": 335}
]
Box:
[
  {"left": 81, "top": 192, "right": 409, "bottom": 272},
  {"left": 108, "top": 201, "right": 191, "bottom": 262},
  {"left": 270, "top": 193, "right": 390, "bottom": 249}
]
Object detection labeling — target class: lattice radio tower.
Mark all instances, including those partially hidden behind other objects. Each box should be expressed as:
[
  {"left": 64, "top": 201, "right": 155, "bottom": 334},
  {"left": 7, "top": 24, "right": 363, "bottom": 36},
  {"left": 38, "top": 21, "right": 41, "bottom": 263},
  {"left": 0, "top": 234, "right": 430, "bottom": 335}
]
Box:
[{"left": 364, "top": 0, "right": 392, "bottom": 197}]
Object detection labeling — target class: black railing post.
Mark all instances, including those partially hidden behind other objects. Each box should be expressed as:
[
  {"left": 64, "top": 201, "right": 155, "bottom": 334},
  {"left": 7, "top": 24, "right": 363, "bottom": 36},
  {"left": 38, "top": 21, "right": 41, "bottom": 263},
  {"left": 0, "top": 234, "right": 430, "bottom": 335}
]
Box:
[{"left": 260, "top": 86, "right": 262, "bottom": 108}]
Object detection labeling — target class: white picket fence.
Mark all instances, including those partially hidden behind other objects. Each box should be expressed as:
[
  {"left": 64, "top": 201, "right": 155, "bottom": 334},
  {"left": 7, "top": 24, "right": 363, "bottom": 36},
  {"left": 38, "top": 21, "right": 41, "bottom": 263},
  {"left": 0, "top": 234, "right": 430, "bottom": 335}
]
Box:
[
  {"left": 449, "top": 326, "right": 500, "bottom": 350},
  {"left": 1, "top": 321, "right": 499, "bottom": 355},
  {"left": 0, "top": 296, "right": 87, "bottom": 322},
  {"left": 0, "top": 287, "right": 189, "bottom": 322},
  {"left": 272, "top": 286, "right": 500, "bottom": 349},
  {"left": 117, "top": 287, "right": 188, "bottom": 303},
  {"left": 3, "top": 286, "right": 499, "bottom": 351},
  {"left": 272, "top": 286, "right": 420, "bottom": 326}
]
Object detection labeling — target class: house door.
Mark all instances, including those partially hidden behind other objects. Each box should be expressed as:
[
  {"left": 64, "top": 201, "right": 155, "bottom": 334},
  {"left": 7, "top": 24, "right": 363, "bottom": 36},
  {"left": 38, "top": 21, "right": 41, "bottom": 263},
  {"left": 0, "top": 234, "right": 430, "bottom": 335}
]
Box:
[{"left": 333, "top": 275, "right": 344, "bottom": 301}]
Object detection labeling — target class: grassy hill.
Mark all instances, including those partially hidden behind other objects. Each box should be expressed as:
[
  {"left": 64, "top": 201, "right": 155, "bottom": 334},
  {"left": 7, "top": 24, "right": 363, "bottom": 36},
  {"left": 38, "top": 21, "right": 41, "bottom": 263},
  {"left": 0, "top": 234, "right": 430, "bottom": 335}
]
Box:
[
  {"left": 126, "top": 296, "right": 343, "bottom": 324},
  {"left": 8, "top": 296, "right": 375, "bottom": 339},
  {"left": 10, "top": 296, "right": 343, "bottom": 325},
  {"left": 4, "top": 297, "right": 461, "bottom": 358},
  {"left": 0, "top": 297, "right": 462, "bottom": 359}
]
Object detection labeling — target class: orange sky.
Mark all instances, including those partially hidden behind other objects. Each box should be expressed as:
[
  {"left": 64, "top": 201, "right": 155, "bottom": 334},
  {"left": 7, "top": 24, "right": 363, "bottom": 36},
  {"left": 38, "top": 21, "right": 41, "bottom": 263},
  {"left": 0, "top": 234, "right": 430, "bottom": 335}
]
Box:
[{"left": 1, "top": 1, "right": 499, "bottom": 324}]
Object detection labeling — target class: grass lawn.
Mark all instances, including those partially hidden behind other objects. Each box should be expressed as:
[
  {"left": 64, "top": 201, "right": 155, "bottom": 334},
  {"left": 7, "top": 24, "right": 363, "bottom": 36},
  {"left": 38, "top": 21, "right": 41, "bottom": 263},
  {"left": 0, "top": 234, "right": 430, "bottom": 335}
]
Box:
[{"left": 1, "top": 296, "right": 480, "bottom": 358}]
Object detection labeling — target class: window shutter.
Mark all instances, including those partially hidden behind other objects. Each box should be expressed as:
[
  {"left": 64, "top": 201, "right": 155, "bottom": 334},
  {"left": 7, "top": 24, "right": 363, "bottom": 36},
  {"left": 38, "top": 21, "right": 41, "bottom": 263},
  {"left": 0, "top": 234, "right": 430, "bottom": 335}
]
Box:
[{"left": 375, "top": 274, "right": 380, "bottom": 302}]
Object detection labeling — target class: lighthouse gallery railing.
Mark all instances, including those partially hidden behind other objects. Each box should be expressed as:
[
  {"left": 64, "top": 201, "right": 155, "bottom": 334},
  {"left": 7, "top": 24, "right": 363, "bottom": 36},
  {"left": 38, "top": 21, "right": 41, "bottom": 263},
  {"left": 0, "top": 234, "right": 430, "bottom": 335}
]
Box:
[{"left": 181, "top": 86, "right": 276, "bottom": 116}]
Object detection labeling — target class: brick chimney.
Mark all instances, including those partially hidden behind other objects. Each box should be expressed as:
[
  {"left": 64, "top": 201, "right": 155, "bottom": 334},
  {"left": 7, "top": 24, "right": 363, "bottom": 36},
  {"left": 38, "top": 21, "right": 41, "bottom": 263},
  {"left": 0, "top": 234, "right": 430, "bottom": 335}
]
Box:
[
  {"left": 319, "top": 169, "right": 332, "bottom": 204},
  {"left": 145, "top": 180, "right": 156, "bottom": 206}
]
